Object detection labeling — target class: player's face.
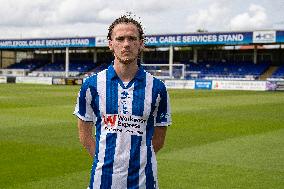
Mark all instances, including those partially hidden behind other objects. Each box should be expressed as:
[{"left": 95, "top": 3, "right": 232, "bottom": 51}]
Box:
[{"left": 109, "top": 23, "right": 144, "bottom": 65}]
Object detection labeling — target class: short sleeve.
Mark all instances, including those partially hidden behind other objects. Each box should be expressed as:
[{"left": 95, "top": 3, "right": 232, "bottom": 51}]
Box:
[
  {"left": 155, "top": 82, "right": 172, "bottom": 126},
  {"left": 73, "top": 79, "right": 96, "bottom": 122}
]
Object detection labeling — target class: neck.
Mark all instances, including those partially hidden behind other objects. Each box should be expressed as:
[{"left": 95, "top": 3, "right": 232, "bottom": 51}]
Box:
[{"left": 113, "top": 59, "right": 139, "bottom": 82}]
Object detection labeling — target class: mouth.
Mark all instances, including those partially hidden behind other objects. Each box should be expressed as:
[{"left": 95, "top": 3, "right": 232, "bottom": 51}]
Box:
[
  {"left": 121, "top": 49, "right": 131, "bottom": 53},
  {"left": 121, "top": 51, "right": 131, "bottom": 55}
]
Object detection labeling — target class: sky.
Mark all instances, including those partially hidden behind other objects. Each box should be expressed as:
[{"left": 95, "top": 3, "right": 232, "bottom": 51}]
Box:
[{"left": 0, "top": 0, "right": 283, "bottom": 39}]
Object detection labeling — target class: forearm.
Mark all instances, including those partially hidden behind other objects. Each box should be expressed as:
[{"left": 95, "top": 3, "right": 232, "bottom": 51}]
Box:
[
  {"left": 153, "top": 140, "right": 164, "bottom": 153},
  {"left": 81, "top": 137, "right": 96, "bottom": 157},
  {"left": 78, "top": 119, "right": 96, "bottom": 157},
  {"left": 152, "top": 127, "right": 167, "bottom": 153}
]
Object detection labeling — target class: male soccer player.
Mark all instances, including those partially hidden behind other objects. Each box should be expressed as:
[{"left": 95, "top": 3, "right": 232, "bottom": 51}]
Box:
[{"left": 74, "top": 14, "right": 171, "bottom": 189}]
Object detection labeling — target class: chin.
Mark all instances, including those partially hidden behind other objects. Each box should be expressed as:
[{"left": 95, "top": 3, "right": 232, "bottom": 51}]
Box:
[
  {"left": 121, "top": 59, "right": 134, "bottom": 64},
  {"left": 118, "top": 57, "right": 136, "bottom": 64}
]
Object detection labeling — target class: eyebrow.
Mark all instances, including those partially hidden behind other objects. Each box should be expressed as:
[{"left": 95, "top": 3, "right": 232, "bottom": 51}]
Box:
[{"left": 115, "top": 35, "right": 139, "bottom": 41}]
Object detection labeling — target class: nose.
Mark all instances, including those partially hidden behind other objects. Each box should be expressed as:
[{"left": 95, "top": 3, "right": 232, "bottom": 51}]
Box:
[{"left": 122, "top": 38, "right": 131, "bottom": 47}]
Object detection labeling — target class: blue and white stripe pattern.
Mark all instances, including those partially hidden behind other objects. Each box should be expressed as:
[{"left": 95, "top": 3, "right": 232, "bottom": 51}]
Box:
[{"left": 74, "top": 64, "right": 171, "bottom": 189}]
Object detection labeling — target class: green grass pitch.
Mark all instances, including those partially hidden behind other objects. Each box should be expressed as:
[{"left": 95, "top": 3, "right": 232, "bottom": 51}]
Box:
[{"left": 0, "top": 84, "right": 283, "bottom": 188}]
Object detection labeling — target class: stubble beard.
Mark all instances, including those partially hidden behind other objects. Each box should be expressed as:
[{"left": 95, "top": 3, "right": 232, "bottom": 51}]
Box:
[
  {"left": 113, "top": 48, "right": 142, "bottom": 65},
  {"left": 115, "top": 51, "right": 138, "bottom": 65},
  {"left": 117, "top": 56, "right": 136, "bottom": 65}
]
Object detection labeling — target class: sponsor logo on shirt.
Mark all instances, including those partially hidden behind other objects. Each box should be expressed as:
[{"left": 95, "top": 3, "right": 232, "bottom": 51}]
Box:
[
  {"left": 160, "top": 113, "right": 170, "bottom": 120},
  {"left": 102, "top": 114, "right": 146, "bottom": 136},
  {"left": 120, "top": 90, "right": 130, "bottom": 114},
  {"left": 103, "top": 114, "right": 118, "bottom": 127}
]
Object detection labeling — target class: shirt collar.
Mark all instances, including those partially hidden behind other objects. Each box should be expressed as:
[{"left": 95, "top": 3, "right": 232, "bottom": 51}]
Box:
[{"left": 108, "top": 61, "right": 145, "bottom": 81}]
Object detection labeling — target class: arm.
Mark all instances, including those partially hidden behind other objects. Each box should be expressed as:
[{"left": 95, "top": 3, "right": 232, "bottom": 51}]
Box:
[
  {"left": 77, "top": 119, "right": 96, "bottom": 157},
  {"left": 152, "top": 127, "right": 167, "bottom": 153}
]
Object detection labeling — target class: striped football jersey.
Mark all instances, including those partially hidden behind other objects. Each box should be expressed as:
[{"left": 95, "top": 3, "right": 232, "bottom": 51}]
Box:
[{"left": 74, "top": 64, "right": 171, "bottom": 189}]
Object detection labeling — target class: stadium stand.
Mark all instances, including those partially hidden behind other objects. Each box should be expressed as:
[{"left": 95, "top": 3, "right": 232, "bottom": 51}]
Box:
[
  {"left": 69, "top": 61, "right": 96, "bottom": 72},
  {"left": 27, "top": 60, "right": 97, "bottom": 77},
  {"left": 2, "top": 57, "right": 277, "bottom": 81},
  {"left": 36, "top": 60, "right": 96, "bottom": 72},
  {"left": 6, "top": 59, "right": 47, "bottom": 71},
  {"left": 268, "top": 65, "right": 284, "bottom": 80},
  {"left": 82, "top": 61, "right": 110, "bottom": 77},
  {"left": 37, "top": 61, "right": 65, "bottom": 72},
  {"left": 184, "top": 61, "right": 270, "bottom": 80},
  {"left": 88, "top": 62, "right": 109, "bottom": 73},
  {"left": 0, "top": 59, "right": 48, "bottom": 76}
]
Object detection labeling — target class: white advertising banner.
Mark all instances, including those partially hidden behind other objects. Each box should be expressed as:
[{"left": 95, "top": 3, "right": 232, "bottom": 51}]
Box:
[
  {"left": 95, "top": 36, "right": 108, "bottom": 47},
  {"left": 253, "top": 31, "right": 276, "bottom": 43},
  {"left": 212, "top": 80, "right": 267, "bottom": 91},
  {"left": 0, "top": 76, "right": 7, "bottom": 83},
  {"left": 16, "top": 77, "right": 53, "bottom": 85},
  {"left": 165, "top": 80, "right": 195, "bottom": 89}
]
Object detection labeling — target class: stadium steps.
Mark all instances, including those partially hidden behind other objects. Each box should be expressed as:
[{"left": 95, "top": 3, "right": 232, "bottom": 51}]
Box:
[{"left": 259, "top": 66, "right": 279, "bottom": 80}]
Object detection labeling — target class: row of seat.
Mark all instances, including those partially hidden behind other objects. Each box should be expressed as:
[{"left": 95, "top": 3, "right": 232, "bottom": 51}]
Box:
[
  {"left": 184, "top": 61, "right": 270, "bottom": 79},
  {"left": 4, "top": 59, "right": 284, "bottom": 80},
  {"left": 6, "top": 59, "right": 99, "bottom": 73},
  {"left": 270, "top": 65, "right": 284, "bottom": 78},
  {"left": 7, "top": 59, "right": 47, "bottom": 70},
  {"left": 37, "top": 61, "right": 97, "bottom": 72}
]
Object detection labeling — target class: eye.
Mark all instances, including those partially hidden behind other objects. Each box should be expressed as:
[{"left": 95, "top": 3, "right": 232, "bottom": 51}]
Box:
[
  {"left": 129, "top": 36, "right": 138, "bottom": 41},
  {"left": 115, "top": 36, "right": 125, "bottom": 42}
]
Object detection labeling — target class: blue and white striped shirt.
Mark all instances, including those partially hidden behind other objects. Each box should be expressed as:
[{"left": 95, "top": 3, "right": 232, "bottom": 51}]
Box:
[{"left": 74, "top": 64, "right": 171, "bottom": 189}]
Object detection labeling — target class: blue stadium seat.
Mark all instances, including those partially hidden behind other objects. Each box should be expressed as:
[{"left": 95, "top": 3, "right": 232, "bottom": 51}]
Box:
[
  {"left": 6, "top": 59, "right": 47, "bottom": 71},
  {"left": 185, "top": 61, "right": 270, "bottom": 80},
  {"left": 37, "top": 60, "right": 97, "bottom": 73},
  {"left": 269, "top": 65, "right": 284, "bottom": 79}
]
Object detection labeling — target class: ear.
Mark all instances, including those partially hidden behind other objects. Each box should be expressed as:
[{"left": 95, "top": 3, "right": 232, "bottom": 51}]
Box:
[
  {"left": 139, "top": 40, "right": 145, "bottom": 51},
  {"left": 108, "top": 40, "right": 113, "bottom": 51}
]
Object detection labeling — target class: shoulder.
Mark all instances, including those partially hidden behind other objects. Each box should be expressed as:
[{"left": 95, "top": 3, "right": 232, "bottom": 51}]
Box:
[
  {"left": 83, "top": 68, "right": 108, "bottom": 87},
  {"left": 143, "top": 70, "right": 168, "bottom": 95},
  {"left": 143, "top": 69, "right": 165, "bottom": 86},
  {"left": 152, "top": 76, "right": 167, "bottom": 93}
]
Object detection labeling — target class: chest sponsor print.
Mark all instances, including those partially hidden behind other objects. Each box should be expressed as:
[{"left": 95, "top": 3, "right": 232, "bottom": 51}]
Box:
[{"left": 102, "top": 114, "right": 147, "bottom": 136}]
